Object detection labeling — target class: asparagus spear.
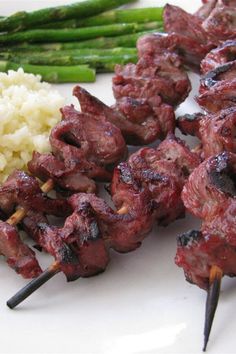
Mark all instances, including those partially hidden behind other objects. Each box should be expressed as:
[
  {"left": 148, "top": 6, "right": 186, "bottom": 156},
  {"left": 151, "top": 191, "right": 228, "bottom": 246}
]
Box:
[
  {"left": 1, "top": 47, "right": 137, "bottom": 58},
  {"left": 39, "top": 7, "right": 164, "bottom": 29},
  {"left": 0, "top": 22, "right": 161, "bottom": 45},
  {"left": 1, "top": 51, "right": 138, "bottom": 72},
  {"left": 0, "top": 29, "right": 161, "bottom": 52},
  {"left": 0, "top": 0, "right": 137, "bottom": 32},
  {"left": 0, "top": 61, "right": 96, "bottom": 83}
]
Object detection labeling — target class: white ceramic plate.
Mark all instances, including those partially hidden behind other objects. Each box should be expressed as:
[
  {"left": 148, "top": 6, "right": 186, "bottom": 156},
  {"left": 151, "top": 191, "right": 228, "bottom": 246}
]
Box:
[{"left": 1, "top": 1, "right": 235, "bottom": 353}]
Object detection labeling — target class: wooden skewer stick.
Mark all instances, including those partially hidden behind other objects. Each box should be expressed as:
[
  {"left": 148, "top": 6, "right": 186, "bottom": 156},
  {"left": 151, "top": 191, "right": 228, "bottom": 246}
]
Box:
[
  {"left": 7, "top": 261, "right": 60, "bottom": 309},
  {"left": 3, "top": 178, "right": 55, "bottom": 309},
  {"left": 6, "top": 202, "right": 129, "bottom": 309},
  {"left": 203, "top": 265, "right": 223, "bottom": 352},
  {"left": 7, "top": 178, "right": 54, "bottom": 226}
]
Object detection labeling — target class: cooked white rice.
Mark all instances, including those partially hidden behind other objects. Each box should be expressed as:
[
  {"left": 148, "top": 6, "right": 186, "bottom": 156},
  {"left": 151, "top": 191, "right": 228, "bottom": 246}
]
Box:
[{"left": 0, "top": 68, "right": 65, "bottom": 183}]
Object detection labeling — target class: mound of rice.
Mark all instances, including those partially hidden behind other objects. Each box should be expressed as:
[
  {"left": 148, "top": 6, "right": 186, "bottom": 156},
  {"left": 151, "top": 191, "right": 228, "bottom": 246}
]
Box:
[{"left": 0, "top": 68, "right": 65, "bottom": 183}]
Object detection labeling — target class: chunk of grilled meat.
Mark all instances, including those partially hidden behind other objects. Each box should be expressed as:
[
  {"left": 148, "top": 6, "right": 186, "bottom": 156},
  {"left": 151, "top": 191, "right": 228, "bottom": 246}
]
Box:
[
  {"left": 164, "top": 4, "right": 210, "bottom": 45},
  {"left": 178, "top": 108, "right": 236, "bottom": 159},
  {"left": 195, "top": 0, "right": 236, "bottom": 20},
  {"left": 74, "top": 85, "right": 175, "bottom": 145},
  {"left": 0, "top": 170, "right": 70, "bottom": 217},
  {"left": 163, "top": 4, "right": 215, "bottom": 70},
  {"left": 137, "top": 32, "right": 211, "bottom": 73},
  {"left": 22, "top": 171, "right": 154, "bottom": 279},
  {"left": 201, "top": 40, "right": 236, "bottom": 74},
  {"left": 113, "top": 51, "right": 191, "bottom": 108},
  {"left": 28, "top": 151, "right": 97, "bottom": 194},
  {"left": 109, "top": 163, "right": 155, "bottom": 252},
  {"left": 0, "top": 221, "right": 42, "bottom": 278},
  {"left": 59, "top": 105, "right": 127, "bottom": 168},
  {"left": 195, "top": 0, "right": 218, "bottom": 20},
  {"left": 28, "top": 103, "right": 127, "bottom": 193},
  {"left": 176, "top": 152, "right": 236, "bottom": 289},
  {"left": 197, "top": 61, "right": 236, "bottom": 112},
  {"left": 128, "top": 134, "right": 200, "bottom": 225},
  {"left": 202, "top": 5, "right": 236, "bottom": 42},
  {"left": 23, "top": 205, "right": 110, "bottom": 281},
  {"left": 177, "top": 112, "right": 204, "bottom": 138}
]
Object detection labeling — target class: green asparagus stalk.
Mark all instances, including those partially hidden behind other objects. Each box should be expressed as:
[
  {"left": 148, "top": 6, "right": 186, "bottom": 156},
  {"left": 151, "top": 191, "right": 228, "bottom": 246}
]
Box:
[
  {"left": 0, "top": 0, "right": 137, "bottom": 32},
  {"left": 0, "top": 51, "right": 138, "bottom": 72},
  {"left": 0, "top": 29, "right": 161, "bottom": 52},
  {"left": 0, "top": 22, "right": 161, "bottom": 45},
  {"left": 39, "top": 7, "right": 164, "bottom": 29},
  {"left": 0, "top": 60, "right": 96, "bottom": 83},
  {"left": 1, "top": 47, "right": 137, "bottom": 58}
]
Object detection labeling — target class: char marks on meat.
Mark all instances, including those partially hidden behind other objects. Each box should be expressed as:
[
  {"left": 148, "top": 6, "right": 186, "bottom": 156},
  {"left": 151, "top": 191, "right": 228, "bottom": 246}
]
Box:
[
  {"left": 197, "top": 61, "right": 236, "bottom": 113},
  {"left": 127, "top": 134, "right": 200, "bottom": 225},
  {"left": 113, "top": 47, "right": 191, "bottom": 108},
  {"left": 176, "top": 152, "right": 236, "bottom": 289},
  {"left": 177, "top": 108, "right": 236, "bottom": 159},
  {"left": 201, "top": 40, "right": 236, "bottom": 74}
]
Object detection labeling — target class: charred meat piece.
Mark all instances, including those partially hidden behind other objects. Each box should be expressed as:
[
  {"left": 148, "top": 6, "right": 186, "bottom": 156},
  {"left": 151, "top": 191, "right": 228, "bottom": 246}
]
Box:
[
  {"left": 0, "top": 221, "right": 42, "bottom": 278},
  {"left": 195, "top": 0, "right": 236, "bottom": 20},
  {"left": 74, "top": 85, "right": 175, "bottom": 145},
  {"left": 23, "top": 205, "right": 110, "bottom": 280},
  {"left": 51, "top": 105, "right": 126, "bottom": 176},
  {"left": 128, "top": 134, "right": 200, "bottom": 225},
  {"left": 113, "top": 52, "right": 191, "bottom": 108},
  {"left": 197, "top": 62, "right": 236, "bottom": 112},
  {"left": 164, "top": 4, "right": 210, "bottom": 44},
  {"left": 176, "top": 230, "right": 236, "bottom": 290},
  {"left": 28, "top": 102, "right": 127, "bottom": 194},
  {"left": 177, "top": 108, "right": 236, "bottom": 159},
  {"left": 177, "top": 112, "right": 204, "bottom": 137},
  {"left": 199, "top": 107, "right": 236, "bottom": 158},
  {"left": 201, "top": 40, "right": 236, "bottom": 74},
  {"left": 137, "top": 32, "right": 212, "bottom": 72},
  {"left": 181, "top": 152, "right": 236, "bottom": 219},
  {"left": 28, "top": 151, "right": 97, "bottom": 194},
  {"left": 202, "top": 5, "right": 236, "bottom": 42},
  {"left": 176, "top": 152, "right": 236, "bottom": 289},
  {"left": 0, "top": 170, "right": 70, "bottom": 217},
  {"left": 109, "top": 163, "right": 155, "bottom": 252},
  {"left": 59, "top": 105, "right": 127, "bottom": 168}
]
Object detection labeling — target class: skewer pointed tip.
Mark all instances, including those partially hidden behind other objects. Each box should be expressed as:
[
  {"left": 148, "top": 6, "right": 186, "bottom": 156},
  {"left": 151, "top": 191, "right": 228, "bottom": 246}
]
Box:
[
  {"left": 203, "top": 265, "right": 223, "bottom": 352},
  {"left": 6, "top": 262, "right": 60, "bottom": 309}
]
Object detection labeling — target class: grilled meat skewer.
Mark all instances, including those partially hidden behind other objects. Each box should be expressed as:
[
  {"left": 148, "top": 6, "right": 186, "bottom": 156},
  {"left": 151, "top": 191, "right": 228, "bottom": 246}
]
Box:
[
  {"left": 7, "top": 134, "right": 199, "bottom": 308},
  {"left": 176, "top": 152, "right": 236, "bottom": 350}
]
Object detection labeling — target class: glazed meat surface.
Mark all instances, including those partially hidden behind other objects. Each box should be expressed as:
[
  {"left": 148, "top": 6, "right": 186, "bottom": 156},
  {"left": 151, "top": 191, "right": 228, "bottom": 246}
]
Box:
[
  {"left": 0, "top": 221, "right": 42, "bottom": 278},
  {"left": 176, "top": 152, "right": 236, "bottom": 289},
  {"left": 197, "top": 61, "right": 236, "bottom": 112},
  {"left": 201, "top": 40, "right": 236, "bottom": 74},
  {"left": 74, "top": 85, "right": 175, "bottom": 145},
  {"left": 23, "top": 206, "right": 109, "bottom": 280}
]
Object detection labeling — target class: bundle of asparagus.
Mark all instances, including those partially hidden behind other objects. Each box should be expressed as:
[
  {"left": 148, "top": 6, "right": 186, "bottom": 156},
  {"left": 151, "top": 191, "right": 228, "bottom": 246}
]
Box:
[{"left": 0, "top": 0, "right": 164, "bottom": 83}]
